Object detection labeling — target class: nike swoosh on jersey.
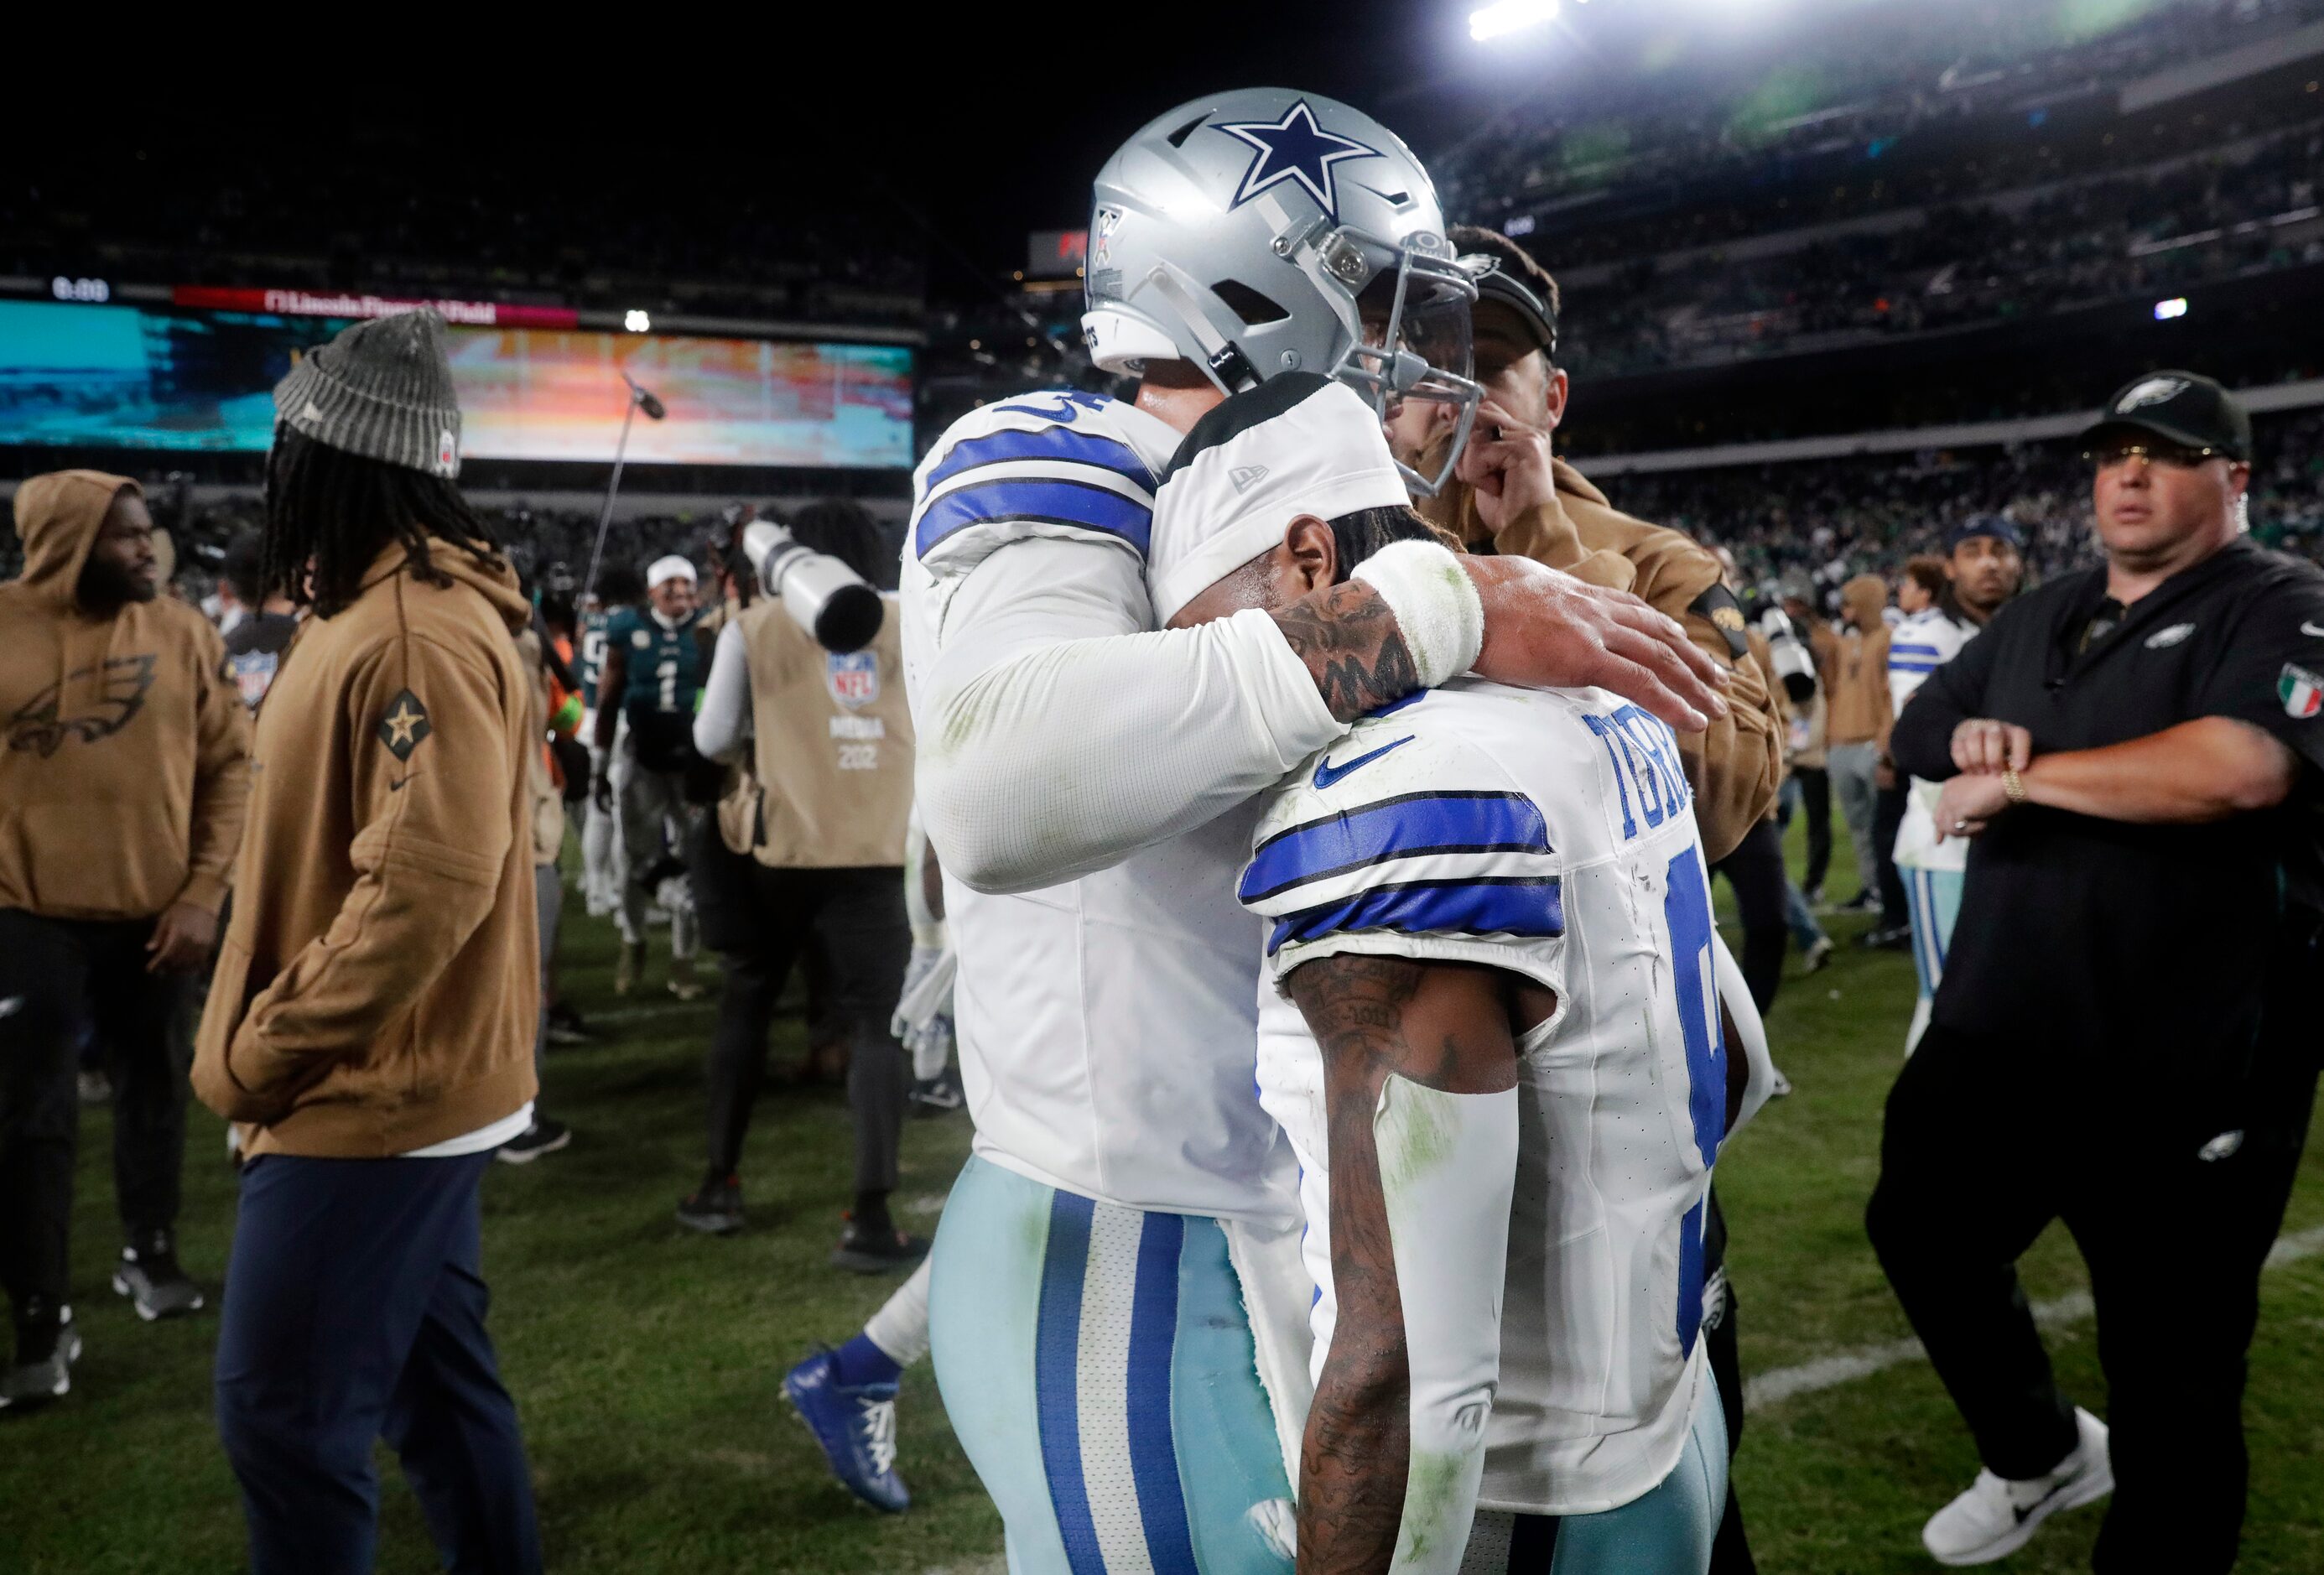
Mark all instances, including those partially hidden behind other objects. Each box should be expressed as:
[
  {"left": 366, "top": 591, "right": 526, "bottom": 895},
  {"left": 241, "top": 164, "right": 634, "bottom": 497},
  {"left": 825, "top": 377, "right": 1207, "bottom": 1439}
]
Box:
[
  {"left": 1313, "top": 735, "right": 1414, "bottom": 789},
  {"left": 2301, "top": 621, "right": 2324, "bottom": 637}
]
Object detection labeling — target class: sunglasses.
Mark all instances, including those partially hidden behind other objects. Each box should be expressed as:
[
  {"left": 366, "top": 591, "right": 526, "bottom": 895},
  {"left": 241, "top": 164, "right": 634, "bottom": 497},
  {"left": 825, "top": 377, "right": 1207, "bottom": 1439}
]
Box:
[{"left": 2082, "top": 438, "right": 2228, "bottom": 470}]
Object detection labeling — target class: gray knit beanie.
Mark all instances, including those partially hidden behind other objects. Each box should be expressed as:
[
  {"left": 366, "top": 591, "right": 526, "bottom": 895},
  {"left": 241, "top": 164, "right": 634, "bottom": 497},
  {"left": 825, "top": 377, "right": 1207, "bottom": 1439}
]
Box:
[{"left": 273, "top": 309, "right": 463, "bottom": 478}]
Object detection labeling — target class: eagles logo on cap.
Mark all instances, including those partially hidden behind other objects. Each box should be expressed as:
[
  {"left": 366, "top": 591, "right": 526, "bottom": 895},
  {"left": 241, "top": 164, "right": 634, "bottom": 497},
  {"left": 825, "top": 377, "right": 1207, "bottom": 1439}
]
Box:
[{"left": 2116, "top": 376, "right": 2189, "bottom": 413}]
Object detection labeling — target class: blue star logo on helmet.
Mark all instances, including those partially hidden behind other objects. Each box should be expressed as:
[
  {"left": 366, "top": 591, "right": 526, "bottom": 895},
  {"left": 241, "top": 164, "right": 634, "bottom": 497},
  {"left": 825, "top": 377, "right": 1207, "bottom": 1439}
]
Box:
[{"left": 1214, "top": 99, "right": 1383, "bottom": 223}]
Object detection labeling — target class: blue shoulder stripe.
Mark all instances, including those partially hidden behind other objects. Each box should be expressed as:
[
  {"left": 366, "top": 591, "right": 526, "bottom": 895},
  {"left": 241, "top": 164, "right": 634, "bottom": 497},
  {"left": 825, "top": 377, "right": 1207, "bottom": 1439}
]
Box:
[
  {"left": 1268, "top": 876, "right": 1565, "bottom": 958},
  {"left": 914, "top": 478, "right": 1154, "bottom": 559},
  {"left": 924, "top": 424, "right": 1156, "bottom": 495},
  {"left": 1242, "top": 790, "right": 1548, "bottom": 905}
]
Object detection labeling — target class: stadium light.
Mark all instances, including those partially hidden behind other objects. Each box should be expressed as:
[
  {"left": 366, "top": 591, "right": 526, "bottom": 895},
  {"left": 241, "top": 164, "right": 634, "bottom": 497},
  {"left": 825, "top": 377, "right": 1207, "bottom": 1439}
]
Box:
[
  {"left": 2154, "top": 297, "right": 2189, "bottom": 320},
  {"left": 1471, "top": 0, "right": 1558, "bottom": 43},
  {"left": 624, "top": 309, "right": 651, "bottom": 333}
]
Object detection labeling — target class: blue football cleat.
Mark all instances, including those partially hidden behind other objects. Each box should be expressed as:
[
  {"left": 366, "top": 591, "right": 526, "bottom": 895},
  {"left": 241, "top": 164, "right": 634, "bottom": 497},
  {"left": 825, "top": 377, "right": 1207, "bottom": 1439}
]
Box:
[{"left": 782, "top": 1347, "right": 910, "bottom": 1512}]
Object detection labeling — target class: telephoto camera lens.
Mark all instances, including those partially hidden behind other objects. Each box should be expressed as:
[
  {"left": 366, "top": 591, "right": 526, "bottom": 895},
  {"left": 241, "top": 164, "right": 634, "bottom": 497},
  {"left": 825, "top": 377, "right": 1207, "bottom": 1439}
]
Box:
[
  {"left": 1759, "top": 606, "right": 1819, "bottom": 704},
  {"left": 743, "top": 522, "right": 884, "bottom": 653}
]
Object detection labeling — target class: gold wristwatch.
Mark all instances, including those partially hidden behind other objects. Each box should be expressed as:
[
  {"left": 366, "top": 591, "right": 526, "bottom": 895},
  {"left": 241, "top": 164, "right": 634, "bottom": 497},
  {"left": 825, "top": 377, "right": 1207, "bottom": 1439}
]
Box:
[{"left": 2001, "top": 764, "right": 2028, "bottom": 805}]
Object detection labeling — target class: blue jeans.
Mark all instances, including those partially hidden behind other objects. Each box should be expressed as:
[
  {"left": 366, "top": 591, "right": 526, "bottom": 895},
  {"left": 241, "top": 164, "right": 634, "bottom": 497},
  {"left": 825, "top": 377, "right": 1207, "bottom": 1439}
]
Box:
[{"left": 214, "top": 1151, "right": 541, "bottom": 1575}]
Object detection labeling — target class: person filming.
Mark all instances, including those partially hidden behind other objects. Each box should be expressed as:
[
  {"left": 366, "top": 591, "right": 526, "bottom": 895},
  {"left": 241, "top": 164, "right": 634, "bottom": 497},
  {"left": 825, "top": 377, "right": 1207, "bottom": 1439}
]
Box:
[{"left": 680, "top": 501, "right": 923, "bottom": 1272}]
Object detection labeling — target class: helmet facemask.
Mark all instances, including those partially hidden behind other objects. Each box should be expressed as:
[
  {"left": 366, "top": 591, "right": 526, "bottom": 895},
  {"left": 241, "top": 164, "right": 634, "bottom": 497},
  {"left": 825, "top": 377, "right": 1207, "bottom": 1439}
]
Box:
[{"left": 1329, "top": 237, "right": 1483, "bottom": 496}]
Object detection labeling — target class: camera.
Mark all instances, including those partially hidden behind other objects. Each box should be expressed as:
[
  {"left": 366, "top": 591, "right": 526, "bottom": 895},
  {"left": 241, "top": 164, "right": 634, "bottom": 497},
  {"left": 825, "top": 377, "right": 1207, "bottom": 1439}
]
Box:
[
  {"left": 1757, "top": 605, "right": 1819, "bottom": 704},
  {"left": 742, "top": 522, "right": 883, "bottom": 654}
]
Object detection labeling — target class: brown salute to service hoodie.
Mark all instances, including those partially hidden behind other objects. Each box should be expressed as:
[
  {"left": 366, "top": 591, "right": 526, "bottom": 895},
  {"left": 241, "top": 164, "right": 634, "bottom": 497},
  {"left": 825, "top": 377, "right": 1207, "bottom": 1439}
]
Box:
[
  {"left": 191, "top": 535, "right": 540, "bottom": 1159},
  {"left": 0, "top": 471, "right": 250, "bottom": 921},
  {"left": 1417, "top": 448, "right": 1783, "bottom": 865}
]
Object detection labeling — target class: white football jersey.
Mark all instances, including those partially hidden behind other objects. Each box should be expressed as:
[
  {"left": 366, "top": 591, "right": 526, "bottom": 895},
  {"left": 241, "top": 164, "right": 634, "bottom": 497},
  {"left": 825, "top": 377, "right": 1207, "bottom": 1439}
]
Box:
[
  {"left": 1241, "top": 678, "right": 1726, "bottom": 1515},
  {"left": 1889, "top": 606, "right": 1978, "bottom": 872},
  {"left": 900, "top": 390, "right": 1301, "bottom": 1225}
]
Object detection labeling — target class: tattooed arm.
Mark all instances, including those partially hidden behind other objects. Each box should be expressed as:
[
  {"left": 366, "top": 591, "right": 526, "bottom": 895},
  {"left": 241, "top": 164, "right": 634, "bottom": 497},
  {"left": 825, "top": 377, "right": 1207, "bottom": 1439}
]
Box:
[
  {"left": 1269, "top": 580, "right": 1421, "bottom": 723},
  {"left": 1286, "top": 955, "right": 1536, "bottom": 1575}
]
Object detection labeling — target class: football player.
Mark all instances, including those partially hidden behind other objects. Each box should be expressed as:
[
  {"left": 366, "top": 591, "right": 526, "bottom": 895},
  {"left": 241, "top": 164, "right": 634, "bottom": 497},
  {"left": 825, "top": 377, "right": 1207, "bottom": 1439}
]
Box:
[
  {"left": 902, "top": 90, "right": 1729, "bottom": 1574},
  {"left": 590, "top": 555, "right": 708, "bottom": 999},
  {"left": 575, "top": 561, "right": 642, "bottom": 922},
  {"left": 1157, "top": 378, "right": 1770, "bottom": 1574},
  {"left": 1888, "top": 518, "right": 2024, "bottom": 1053}
]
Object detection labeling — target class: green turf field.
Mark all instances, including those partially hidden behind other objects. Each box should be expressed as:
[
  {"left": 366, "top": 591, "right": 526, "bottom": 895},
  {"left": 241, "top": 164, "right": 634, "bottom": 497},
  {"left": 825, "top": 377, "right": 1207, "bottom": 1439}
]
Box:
[{"left": 6, "top": 828, "right": 2321, "bottom": 1574}]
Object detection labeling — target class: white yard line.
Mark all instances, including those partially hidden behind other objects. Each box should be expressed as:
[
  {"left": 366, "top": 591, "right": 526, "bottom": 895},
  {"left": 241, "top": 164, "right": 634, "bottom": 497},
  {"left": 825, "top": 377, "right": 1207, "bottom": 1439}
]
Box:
[{"left": 1744, "top": 1222, "right": 2324, "bottom": 1412}]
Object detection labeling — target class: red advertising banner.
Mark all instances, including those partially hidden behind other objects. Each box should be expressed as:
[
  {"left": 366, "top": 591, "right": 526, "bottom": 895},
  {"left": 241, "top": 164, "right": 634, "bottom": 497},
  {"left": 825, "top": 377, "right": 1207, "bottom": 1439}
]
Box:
[{"left": 171, "top": 285, "right": 580, "bottom": 329}]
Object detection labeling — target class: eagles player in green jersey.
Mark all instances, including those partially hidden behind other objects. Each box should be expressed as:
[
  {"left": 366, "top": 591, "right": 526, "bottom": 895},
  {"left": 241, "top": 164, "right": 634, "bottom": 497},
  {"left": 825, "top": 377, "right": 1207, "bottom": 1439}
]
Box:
[{"left": 591, "top": 556, "right": 710, "bottom": 998}]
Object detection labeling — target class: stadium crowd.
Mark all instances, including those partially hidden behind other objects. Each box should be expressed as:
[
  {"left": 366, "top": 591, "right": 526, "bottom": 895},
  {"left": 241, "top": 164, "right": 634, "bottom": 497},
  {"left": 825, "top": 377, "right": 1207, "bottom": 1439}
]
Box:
[
  {"left": 1558, "top": 122, "right": 2324, "bottom": 376},
  {"left": 1448, "top": 0, "right": 2324, "bottom": 258},
  {"left": 1620, "top": 404, "right": 2324, "bottom": 595}
]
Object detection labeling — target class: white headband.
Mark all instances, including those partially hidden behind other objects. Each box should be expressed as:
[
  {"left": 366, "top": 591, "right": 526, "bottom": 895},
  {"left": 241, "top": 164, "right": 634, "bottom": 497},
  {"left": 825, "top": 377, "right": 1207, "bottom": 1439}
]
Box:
[
  {"left": 1147, "top": 375, "right": 1412, "bottom": 624},
  {"left": 646, "top": 555, "right": 698, "bottom": 590}
]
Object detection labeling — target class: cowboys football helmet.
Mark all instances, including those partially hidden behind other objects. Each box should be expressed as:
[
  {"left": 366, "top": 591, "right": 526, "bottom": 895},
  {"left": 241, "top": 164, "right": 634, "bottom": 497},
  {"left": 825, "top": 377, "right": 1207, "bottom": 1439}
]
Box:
[{"left": 1083, "top": 88, "right": 1482, "bottom": 494}]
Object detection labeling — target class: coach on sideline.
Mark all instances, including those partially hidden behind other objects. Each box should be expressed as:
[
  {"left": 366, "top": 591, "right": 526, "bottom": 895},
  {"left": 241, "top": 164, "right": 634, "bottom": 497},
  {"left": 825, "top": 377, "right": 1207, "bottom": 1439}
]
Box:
[
  {"left": 190, "top": 312, "right": 542, "bottom": 1573},
  {"left": 1867, "top": 372, "right": 2324, "bottom": 1572}
]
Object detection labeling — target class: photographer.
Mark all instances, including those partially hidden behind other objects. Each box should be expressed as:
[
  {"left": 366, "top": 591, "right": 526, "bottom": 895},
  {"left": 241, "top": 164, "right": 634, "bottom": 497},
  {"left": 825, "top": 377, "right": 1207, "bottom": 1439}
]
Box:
[
  {"left": 678, "top": 501, "right": 922, "bottom": 1274},
  {"left": 590, "top": 556, "right": 709, "bottom": 1000}
]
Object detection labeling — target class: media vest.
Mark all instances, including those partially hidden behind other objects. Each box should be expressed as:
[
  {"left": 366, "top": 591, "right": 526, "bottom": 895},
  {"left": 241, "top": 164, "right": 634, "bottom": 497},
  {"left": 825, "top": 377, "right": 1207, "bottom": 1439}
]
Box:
[{"left": 725, "top": 595, "right": 913, "bottom": 869}]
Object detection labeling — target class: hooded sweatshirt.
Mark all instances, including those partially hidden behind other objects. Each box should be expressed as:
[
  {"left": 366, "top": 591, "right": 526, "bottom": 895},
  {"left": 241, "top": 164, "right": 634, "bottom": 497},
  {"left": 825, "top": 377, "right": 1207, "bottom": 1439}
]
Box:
[
  {"left": 1417, "top": 448, "right": 1782, "bottom": 863},
  {"left": 0, "top": 471, "right": 250, "bottom": 920},
  {"left": 1827, "top": 574, "right": 1894, "bottom": 748},
  {"left": 191, "top": 535, "right": 539, "bottom": 1158}
]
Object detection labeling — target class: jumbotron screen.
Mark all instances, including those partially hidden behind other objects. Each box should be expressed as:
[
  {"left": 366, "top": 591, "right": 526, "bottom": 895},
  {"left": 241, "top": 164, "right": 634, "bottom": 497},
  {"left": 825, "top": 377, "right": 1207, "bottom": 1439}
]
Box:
[{"left": 0, "top": 300, "right": 916, "bottom": 469}]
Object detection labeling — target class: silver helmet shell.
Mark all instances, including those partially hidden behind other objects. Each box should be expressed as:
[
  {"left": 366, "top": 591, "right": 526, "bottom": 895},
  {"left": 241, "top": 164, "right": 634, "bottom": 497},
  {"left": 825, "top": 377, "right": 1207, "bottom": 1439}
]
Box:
[{"left": 1083, "top": 88, "right": 1482, "bottom": 494}]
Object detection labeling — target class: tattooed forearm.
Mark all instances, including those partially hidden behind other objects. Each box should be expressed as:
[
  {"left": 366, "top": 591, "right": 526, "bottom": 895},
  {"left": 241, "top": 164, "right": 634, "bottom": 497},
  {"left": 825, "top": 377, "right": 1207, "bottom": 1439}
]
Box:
[
  {"left": 1292, "top": 955, "right": 1421, "bottom": 1575},
  {"left": 1273, "top": 580, "right": 1422, "bottom": 724},
  {"left": 1285, "top": 956, "right": 1521, "bottom": 1574}
]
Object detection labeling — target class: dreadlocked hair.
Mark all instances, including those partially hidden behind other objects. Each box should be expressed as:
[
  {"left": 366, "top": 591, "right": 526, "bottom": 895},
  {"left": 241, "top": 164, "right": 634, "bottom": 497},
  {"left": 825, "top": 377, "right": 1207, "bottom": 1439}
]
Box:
[{"left": 263, "top": 424, "right": 505, "bottom": 618}]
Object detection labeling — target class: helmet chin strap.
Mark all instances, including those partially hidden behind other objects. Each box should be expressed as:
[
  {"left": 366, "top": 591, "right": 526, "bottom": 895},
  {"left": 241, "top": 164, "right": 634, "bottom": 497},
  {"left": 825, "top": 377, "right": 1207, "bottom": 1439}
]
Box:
[{"left": 1141, "top": 267, "right": 1261, "bottom": 394}]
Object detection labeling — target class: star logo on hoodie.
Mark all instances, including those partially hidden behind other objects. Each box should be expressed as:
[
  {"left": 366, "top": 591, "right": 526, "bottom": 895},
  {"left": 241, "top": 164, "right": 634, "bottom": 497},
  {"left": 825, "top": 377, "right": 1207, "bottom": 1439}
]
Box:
[{"left": 377, "top": 690, "right": 431, "bottom": 762}]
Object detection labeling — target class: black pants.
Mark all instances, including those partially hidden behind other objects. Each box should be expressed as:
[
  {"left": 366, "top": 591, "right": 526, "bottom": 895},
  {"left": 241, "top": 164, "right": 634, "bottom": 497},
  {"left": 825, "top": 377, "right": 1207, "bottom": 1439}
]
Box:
[
  {"left": 1702, "top": 1188, "right": 1755, "bottom": 1575},
  {"left": 0, "top": 908, "right": 191, "bottom": 1325},
  {"left": 1710, "top": 818, "right": 1786, "bottom": 1016},
  {"left": 215, "top": 1151, "right": 540, "bottom": 1575},
  {"left": 1791, "top": 766, "right": 1832, "bottom": 895},
  {"left": 1865, "top": 1016, "right": 2317, "bottom": 1572},
  {"left": 1871, "top": 781, "right": 1909, "bottom": 928},
  {"left": 692, "top": 827, "right": 909, "bottom": 1197}
]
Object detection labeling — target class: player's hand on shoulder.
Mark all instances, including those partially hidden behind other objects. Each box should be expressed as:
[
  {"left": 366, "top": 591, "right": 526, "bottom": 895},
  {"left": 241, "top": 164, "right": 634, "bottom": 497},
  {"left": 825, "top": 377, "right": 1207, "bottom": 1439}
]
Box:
[{"left": 1466, "top": 556, "right": 1729, "bottom": 735}]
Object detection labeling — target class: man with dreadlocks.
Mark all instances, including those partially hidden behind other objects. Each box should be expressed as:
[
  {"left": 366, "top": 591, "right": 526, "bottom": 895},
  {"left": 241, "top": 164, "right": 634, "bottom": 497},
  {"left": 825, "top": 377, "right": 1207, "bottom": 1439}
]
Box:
[{"left": 190, "top": 311, "right": 543, "bottom": 1574}]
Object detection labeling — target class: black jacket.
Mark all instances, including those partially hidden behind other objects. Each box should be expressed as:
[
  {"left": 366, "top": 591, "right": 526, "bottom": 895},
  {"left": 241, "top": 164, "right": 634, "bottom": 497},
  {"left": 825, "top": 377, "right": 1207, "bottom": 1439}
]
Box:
[{"left": 1890, "top": 539, "right": 2324, "bottom": 1111}]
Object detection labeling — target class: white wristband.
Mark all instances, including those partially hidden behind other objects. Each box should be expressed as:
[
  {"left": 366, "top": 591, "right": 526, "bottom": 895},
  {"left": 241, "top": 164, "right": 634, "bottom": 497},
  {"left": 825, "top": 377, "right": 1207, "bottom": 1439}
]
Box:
[{"left": 1353, "top": 540, "right": 1484, "bottom": 691}]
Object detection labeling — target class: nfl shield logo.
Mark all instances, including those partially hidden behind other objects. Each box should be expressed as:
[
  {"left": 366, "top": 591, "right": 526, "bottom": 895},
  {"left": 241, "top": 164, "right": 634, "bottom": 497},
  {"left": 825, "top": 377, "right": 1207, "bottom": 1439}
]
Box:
[
  {"left": 827, "top": 652, "right": 880, "bottom": 710},
  {"left": 2281, "top": 663, "right": 2323, "bottom": 720}
]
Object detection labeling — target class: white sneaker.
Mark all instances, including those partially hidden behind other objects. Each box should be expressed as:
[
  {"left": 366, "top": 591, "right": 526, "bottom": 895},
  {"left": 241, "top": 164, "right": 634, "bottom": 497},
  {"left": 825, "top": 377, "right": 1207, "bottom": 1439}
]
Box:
[{"left": 1922, "top": 1406, "right": 2113, "bottom": 1566}]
